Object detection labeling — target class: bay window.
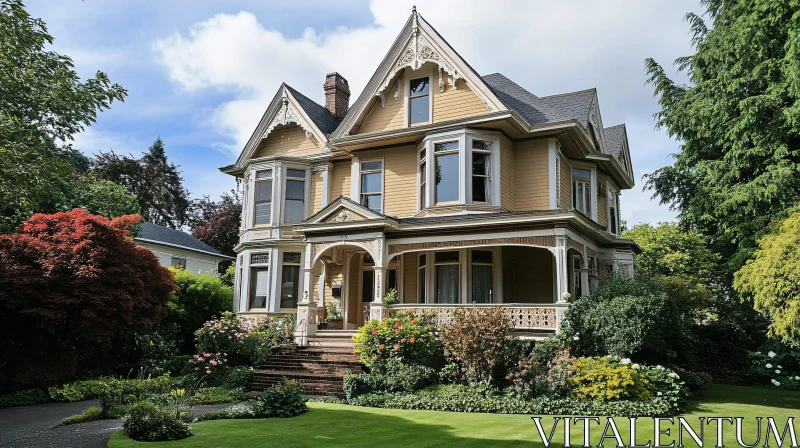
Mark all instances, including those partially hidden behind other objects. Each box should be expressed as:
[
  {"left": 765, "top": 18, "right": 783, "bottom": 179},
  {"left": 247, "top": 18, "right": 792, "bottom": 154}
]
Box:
[
  {"left": 418, "top": 148, "right": 427, "bottom": 209},
  {"left": 471, "top": 140, "right": 492, "bottom": 203},
  {"left": 409, "top": 77, "right": 430, "bottom": 125},
  {"left": 280, "top": 252, "right": 301, "bottom": 308},
  {"left": 253, "top": 169, "right": 273, "bottom": 225},
  {"left": 249, "top": 252, "right": 271, "bottom": 309},
  {"left": 434, "top": 142, "right": 459, "bottom": 204},
  {"left": 434, "top": 251, "right": 459, "bottom": 304},
  {"left": 284, "top": 169, "right": 306, "bottom": 224},
  {"left": 471, "top": 250, "right": 493, "bottom": 303},
  {"left": 572, "top": 168, "right": 591, "bottom": 215},
  {"left": 360, "top": 160, "right": 383, "bottom": 213}
]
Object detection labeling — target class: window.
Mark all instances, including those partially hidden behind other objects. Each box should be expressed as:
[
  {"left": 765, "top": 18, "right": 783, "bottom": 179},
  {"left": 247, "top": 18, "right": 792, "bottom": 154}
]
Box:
[
  {"left": 170, "top": 256, "right": 186, "bottom": 269},
  {"left": 419, "top": 148, "right": 427, "bottom": 209},
  {"left": 471, "top": 250, "right": 492, "bottom": 303},
  {"left": 609, "top": 193, "right": 618, "bottom": 234},
  {"left": 435, "top": 251, "right": 459, "bottom": 304},
  {"left": 571, "top": 255, "right": 583, "bottom": 298},
  {"left": 387, "top": 269, "right": 398, "bottom": 292},
  {"left": 572, "top": 168, "right": 591, "bottom": 215},
  {"left": 471, "top": 140, "right": 492, "bottom": 203},
  {"left": 284, "top": 169, "right": 306, "bottom": 224},
  {"left": 418, "top": 254, "right": 427, "bottom": 303},
  {"left": 280, "top": 252, "right": 301, "bottom": 308},
  {"left": 435, "top": 142, "right": 459, "bottom": 204},
  {"left": 361, "top": 270, "right": 374, "bottom": 303},
  {"left": 409, "top": 77, "right": 430, "bottom": 124},
  {"left": 360, "top": 161, "right": 383, "bottom": 213},
  {"left": 249, "top": 267, "right": 270, "bottom": 309},
  {"left": 253, "top": 169, "right": 273, "bottom": 225}
]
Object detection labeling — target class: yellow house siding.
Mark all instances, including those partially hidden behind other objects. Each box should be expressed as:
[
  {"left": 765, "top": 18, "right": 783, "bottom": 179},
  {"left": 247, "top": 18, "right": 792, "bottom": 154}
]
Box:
[
  {"left": 432, "top": 75, "right": 487, "bottom": 123},
  {"left": 559, "top": 156, "right": 572, "bottom": 209},
  {"left": 323, "top": 263, "right": 342, "bottom": 307},
  {"left": 329, "top": 160, "right": 351, "bottom": 200},
  {"left": 252, "top": 124, "right": 320, "bottom": 159},
  {"left": 357, "top": 96, "right": 405, "bottom": 135},
  {"left": 310, "top": 171, "right": 324, "bottom": 214},
  {"left": 361, "top": 145, "right": 417, "bottom": 217},
  {"left": 597, "top": 172, "right": 608, "bottom": 228},
  {"left": 513, "top": 139, "right": 550, "bottom": 210},
  {"left": 402, "top": 253, "right": 418, "bottom": 303},
  {"left": 500, "top": 143, "right": 515, "bottom": 210}
]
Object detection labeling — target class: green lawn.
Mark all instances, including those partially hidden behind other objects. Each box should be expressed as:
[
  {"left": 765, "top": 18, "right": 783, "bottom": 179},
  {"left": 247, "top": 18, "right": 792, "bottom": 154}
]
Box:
[{"left": 108, "top": 385, "right": 800, "bottom": 447}]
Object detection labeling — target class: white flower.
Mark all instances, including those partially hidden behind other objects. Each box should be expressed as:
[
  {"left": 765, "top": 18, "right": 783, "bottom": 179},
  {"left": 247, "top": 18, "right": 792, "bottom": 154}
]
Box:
[
  {"left": 656, "top": 365, "right": 664, "bottom": 370},
  {"left": 620, "top": 358, "right": 631, "bottom": 365},
  {"left": 561, "top": 292, "right": 572, "bottom": 301},
  {"left": 573, "top": 335, "right": 580, "bottom": 341},
  {"left": 768, "top": 351, "right": 777, "bottom": 358},
  {"left": 632, "top": 364, "right": 640, "bottom": 369},
  {"left": 657, "top": 391, "right": 663, "bottom": 396},
  {"left": 669, "top": 372, "right": 680, "bottom": 379},
  {"left": 766, "top": 363, "right": 773, "bottom": 369},
  {"left": 771, "top": 379, "right": 781, "bottom": 386},
  {"left": 777, "top": 365, "right": 783, "bottom": 369},
  {"left": 775, "top": 370, "right": 781, "bottom": 374},
  {"left": 795, "top": 376, "right": 800, "bottom": 381}
]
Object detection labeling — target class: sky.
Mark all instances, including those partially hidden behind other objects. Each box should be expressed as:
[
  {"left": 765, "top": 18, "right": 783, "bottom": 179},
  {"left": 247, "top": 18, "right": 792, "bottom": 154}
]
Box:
[{"left": 26, "top": 0, "right": 704, "bottom": 226}]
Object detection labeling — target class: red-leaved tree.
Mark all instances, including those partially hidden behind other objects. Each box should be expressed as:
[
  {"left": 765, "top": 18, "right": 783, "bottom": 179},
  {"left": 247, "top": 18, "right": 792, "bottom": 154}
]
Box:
[
  {"left": 191, "top": 191, "right": 240, "bottom": 258},
  {"left": 0, "top": 209, "right": 176, "bottom": 390}
]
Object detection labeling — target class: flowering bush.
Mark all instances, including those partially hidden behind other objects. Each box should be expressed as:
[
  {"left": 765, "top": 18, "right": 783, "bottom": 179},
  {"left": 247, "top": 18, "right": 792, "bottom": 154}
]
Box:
[
  {"left": 439, "top": 307, "right": 514, "bottom": 384},
  {"left": 188, "top": 352, "right": 228, "bottom": 378},
  {"left": 569, "top": 357, "right": 652, "bottom": 401},
  {"left": 534, "top": 348, "right": 577, "bottom": 398},
  {"left": 749, "top": 349, "right": 800, "bottom": 390},
  {"left": 353, "top": 312, "right": 442, "bottom": 368},
  {"left": 634, "top": 362, "right": 688, "bottom": 410},
  {"left": 195, "top": 312, "right": 294, "bottom": 366}
]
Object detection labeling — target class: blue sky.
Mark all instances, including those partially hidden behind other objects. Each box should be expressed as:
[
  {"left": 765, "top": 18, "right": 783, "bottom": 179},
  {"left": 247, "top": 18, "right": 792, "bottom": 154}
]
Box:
[{"left": 27, "top": 0, "right": 701, "bottom": 225}]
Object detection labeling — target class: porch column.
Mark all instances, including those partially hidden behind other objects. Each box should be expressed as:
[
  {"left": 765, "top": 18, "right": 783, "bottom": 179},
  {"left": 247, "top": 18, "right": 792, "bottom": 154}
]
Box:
[
  {"left": 295, "top": 242, "right": 317, "bottom": 345},
  {"left": 370, "top": 266, "right": 388, "bottom": 321},
  {"left": 554, "top": 235, "right": 569, "bottom": 303}
]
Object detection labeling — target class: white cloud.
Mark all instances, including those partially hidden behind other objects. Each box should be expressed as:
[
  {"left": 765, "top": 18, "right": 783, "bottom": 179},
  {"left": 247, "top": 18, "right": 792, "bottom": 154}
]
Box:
[
  {"left": 152, "top": 0, "right": 696, "bottom": 223},
  {"left": 68, "top": 127, "right": 146, "bottom": 157}
]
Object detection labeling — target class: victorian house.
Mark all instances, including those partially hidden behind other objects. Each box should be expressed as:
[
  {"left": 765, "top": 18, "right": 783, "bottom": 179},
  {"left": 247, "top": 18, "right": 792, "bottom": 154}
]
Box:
[{"left": 220, "top": 8, "right": 639, "bottom": 343}]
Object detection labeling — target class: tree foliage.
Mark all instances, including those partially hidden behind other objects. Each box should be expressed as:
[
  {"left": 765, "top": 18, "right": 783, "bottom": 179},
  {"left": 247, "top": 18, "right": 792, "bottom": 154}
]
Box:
[
  {"left": 0, "top": 0, "right": 126, "bottom": 232},
  {"left": 93, "top": 138, "right": 192, "bottom": 229},
  {"left": 0, "top": 209, "right": 175, "bottom": 390},
  {"left": 165, "top": 267, "right": 233, "bottom": 353},
  {"left": 644, "top": 0, "right": 800, "bottom": 271},
  {"left": 191, "top": 190, "right": 241, "bottom": 257},
  {"left": 734, "top": 211, "right": 800, "bottom": 343}
]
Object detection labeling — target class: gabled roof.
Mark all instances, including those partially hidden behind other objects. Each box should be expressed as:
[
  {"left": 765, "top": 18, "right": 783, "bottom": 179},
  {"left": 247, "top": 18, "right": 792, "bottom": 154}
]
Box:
[
  {"left": 331, "top": 8, "right": 506, "bottom": 138},
  {"left": 303, "top": 195, "right": 392, "bottom": 224},
  {"left": 135, "top": 222, "right": 233, "bottom": 259},
  {"left": 482, "top": 73, "right": 596, "bottom": 129},
  {"left": 603, "top": 123, "right": 632, "bottom": 174},
  {"left": 231, "top": 84, "right": 338, "bottom": 169}
]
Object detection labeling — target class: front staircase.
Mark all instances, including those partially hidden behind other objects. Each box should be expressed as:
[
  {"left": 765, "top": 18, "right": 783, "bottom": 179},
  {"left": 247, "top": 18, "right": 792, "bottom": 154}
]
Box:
[{"left": 249, "top": 330, "right": 362, "bottom": 398}]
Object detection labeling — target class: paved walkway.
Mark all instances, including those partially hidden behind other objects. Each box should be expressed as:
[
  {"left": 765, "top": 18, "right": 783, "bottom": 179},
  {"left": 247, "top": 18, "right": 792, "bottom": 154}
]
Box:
[{"left": 0, "top": 401, "right": 234, "bottom": 448}]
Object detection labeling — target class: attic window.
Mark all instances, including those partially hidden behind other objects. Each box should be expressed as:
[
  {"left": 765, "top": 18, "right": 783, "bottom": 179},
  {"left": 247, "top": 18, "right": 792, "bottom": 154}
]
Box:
[{"left": 409, "top": 77, "right": 430, "bottom": 124}]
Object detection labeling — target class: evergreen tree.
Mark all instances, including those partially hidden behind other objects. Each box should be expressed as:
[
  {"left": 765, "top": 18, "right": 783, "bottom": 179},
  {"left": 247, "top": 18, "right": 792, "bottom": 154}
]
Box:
[{"left": 644, "top": 0, "right": 800, "bottom": 271}]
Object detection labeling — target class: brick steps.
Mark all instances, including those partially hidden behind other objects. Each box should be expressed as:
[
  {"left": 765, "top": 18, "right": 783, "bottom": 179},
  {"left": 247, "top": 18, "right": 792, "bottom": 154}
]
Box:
[{"left": 249, "top": 334, "right": 362, "bottom": 398}]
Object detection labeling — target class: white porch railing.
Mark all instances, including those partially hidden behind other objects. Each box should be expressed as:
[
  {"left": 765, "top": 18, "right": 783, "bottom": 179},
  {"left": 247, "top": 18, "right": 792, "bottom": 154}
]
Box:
[{"left": 368, "top": 303, "right": 567, "bottom": 331}]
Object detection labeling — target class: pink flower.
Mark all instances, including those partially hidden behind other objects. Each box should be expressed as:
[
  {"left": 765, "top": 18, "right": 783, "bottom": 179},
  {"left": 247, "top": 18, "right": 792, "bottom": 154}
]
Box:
[
  {"left": 223, "top": 353, "right": 227, "bottom": 356},
  {"left": 206, "top": 370, "right": 212, "bottom": 375},
  {"left": 188, "top": 359, "right": 194, "bottom": 364}
]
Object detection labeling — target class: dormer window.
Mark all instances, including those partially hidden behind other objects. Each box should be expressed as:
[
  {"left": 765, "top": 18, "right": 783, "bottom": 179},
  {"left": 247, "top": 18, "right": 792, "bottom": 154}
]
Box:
[
  {"left": 409, "top": 77, "right": 430, "bottom": 125},
  {"left": 434, "top": 141, "right": 459, "bottom": 204},
  {"left": 572, "top": 168, "right": 591, "bottom": 216},
  {"left": 253, "top": 169, "right": 273, "bottom": 225}
]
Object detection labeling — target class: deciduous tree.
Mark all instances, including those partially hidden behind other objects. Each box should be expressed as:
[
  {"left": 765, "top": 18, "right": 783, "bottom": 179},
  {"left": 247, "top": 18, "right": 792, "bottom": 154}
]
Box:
[{"left": 191, "top": 190, "right": 241, "bottom": 257}]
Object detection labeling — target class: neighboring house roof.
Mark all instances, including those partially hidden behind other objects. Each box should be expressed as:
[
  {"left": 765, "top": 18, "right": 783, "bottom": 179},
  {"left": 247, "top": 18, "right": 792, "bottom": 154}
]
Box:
[
  {"left": 135, "top": 222, "right": 233, "bottom": 259},
  {"left": 603, "top": 123, "right": 626, "bottom": 158},
  {"left": 285, "top": 85, "right": 341, "bottom": 136},
  {"left": 482, "top": 73, "right": 596, "bottom": 129}
]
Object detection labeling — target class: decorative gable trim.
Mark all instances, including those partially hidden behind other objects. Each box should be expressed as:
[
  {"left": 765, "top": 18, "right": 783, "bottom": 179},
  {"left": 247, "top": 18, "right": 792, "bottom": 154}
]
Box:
[
  {"left": 331, "top": 7, "right": 507, "bottom": 138},
  {"left": 586, "top": 93, "right": 608, "bottom": 154},
  {"left": 233, "top": 85, "right": 330, "bottom": 169},
  {"left": 302, "top": 196, "right": 389, "bottom": 225}
]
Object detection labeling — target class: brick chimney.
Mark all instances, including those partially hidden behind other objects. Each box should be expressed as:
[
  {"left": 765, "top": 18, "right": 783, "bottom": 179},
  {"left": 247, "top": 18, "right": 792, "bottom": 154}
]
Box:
[{"left": 324, "top": 72, "right": 350, "bottom": 119}]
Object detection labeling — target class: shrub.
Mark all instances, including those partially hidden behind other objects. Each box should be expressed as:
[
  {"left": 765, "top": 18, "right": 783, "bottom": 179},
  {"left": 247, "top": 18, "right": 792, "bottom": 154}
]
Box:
[
  {"left": 636, "top": 363, "right": 688, "bottom": 410},
  {"left": 534, "top": 348, "right": 576, "bottom": 398},
  {"left": 195, "top": 403, "right": 257, "bottom": 421},
  {"left": 159, "top": 355, "right": 192, "bottom": 376},
  {"left": 351, "top": 390, "right": 530, "bottom": 414},
  {"left": 251, "top": 378, "right": 308, "bottom": 418},
  {"left": 353, "top": 312, "right": 442, "bottom": 368},
  {"left": 133, "top": 323, "right": 180, "bottom": 371},
  {"left": 188, "top": 352, "right": 229, "bottom": 381},
  {"left": 343, "top": 361, "right": 438, "bottom": 400},
  {"left": 565, "top": 274, "right": 682, "bottom": 364},
  {"left": 220, "top": 366, "right": 255, "bottom": 389},
  {"left": 167, "top": 268, "right": 233, "bottom": 354},
  {"left": 123, "top": 401, "right": 191, "bottom": 442},
  {"left": 439, "top": 307, "right": 514, "bottom": 384},
  {"left": 48, "top": 375, "right": 175, "bottom": 417},
  {"left": 531, "top": 396, "right": 675, "bottom": 417},
  {"left": 58, "top": 406, "right": 102, "bottom": 426},
  {"left": 748, "top": 348, "right": 800, "bottom": 390},
  {"left": 671, "top": 368, "right": 712, "bottom": 391},
  {"left": 0, "top": 388, "right": 52, "bottom": 409},
  {"left": 195, "top": 312, "right": 293, "bottom": 366},
  {"left": 569, "top": 357, "right": 652, "bottom": 401},
  {"left": 343, "top": 373, "right": 388, "bottom": 400},
  {"left": 191, "top": 387, "right": 244, "bottom": 405}
]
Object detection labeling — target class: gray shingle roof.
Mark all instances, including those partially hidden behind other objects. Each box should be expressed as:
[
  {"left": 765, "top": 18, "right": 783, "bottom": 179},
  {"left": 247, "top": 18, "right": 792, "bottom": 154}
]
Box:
[
  {"left": 285, "top": 85, "right": 342, "bottom": 136},
  {"left": 136, "top": 222, "right": 231, "bottom": 258},
  {"left": 482, "top": 73, "right": 596, "bottom": 128},
  {"left": 603, "top": 124, "right": 626, "bottom": 158}
]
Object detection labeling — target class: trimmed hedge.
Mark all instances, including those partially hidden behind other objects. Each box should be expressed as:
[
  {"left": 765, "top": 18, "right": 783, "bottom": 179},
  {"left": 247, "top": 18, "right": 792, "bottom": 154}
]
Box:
[
  {"left": 531, "top": 396, "right": 674, "bottom": 417},
  {"left": 350, "top": 392, "right": 531, "bottom": 414}
]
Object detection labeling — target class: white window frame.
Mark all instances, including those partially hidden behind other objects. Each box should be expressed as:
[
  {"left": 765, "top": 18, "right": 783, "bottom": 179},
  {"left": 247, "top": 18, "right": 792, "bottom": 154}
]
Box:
[
  {"left": 278, "top": 250, "right": 303, "bottom": 310},
  {"left": 570, "top": 254, "right": 584, "bottom": 298},
  {"left": 358, "top": 158, "right": 384, "bottom": 214},
  {"left": 570, "top": 162, "right": 597, "bottom": 220},
  {"left": 247, "top": 250, "right": 273, "bottom": 311},
  {"left": 417, "top": 147, "right": 427, "bottom": 210},
  {"left": 606, "top": 182, "right": 620, "bottom": 235},
  {"left": 251, "top": 167, "right": 275, "bottom": 227},
  {"left": 432, "top": 140, "right": 460, "bottom": 206},
  {"left": 465, "top": 134, "right": 501, "bottom": 205},
  {"left": 405, "top": 68, "right": 433, "bottom": 127},
  {"left": 417, "top": 253, "right": 427, "bottom": 304},
  {"left": 281, "top": 166, "right": 310, "bottom": 225},
  {"left": 468, "top": 249, "right": 494, "bottom": 304},
  {"left": 433, "top": 250, "right": 461, "bottom": 304}
]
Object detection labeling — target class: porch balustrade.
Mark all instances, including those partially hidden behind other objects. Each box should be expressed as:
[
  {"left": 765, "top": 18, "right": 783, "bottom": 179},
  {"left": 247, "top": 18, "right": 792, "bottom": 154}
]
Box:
[{"left": 370, "top": 303, "right": 567, "bottom": 331}]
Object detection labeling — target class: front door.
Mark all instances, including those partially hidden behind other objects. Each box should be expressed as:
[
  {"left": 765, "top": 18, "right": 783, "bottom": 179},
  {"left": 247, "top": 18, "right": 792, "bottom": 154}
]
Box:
[{"left": 359, "top": 269, "right": 374, "bottom": 326}]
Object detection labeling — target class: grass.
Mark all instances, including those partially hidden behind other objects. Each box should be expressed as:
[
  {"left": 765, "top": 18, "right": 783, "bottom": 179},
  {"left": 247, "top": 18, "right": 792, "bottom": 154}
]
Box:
[{"left": 108, "top": 385, "right": 800, "bottom": 447}]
